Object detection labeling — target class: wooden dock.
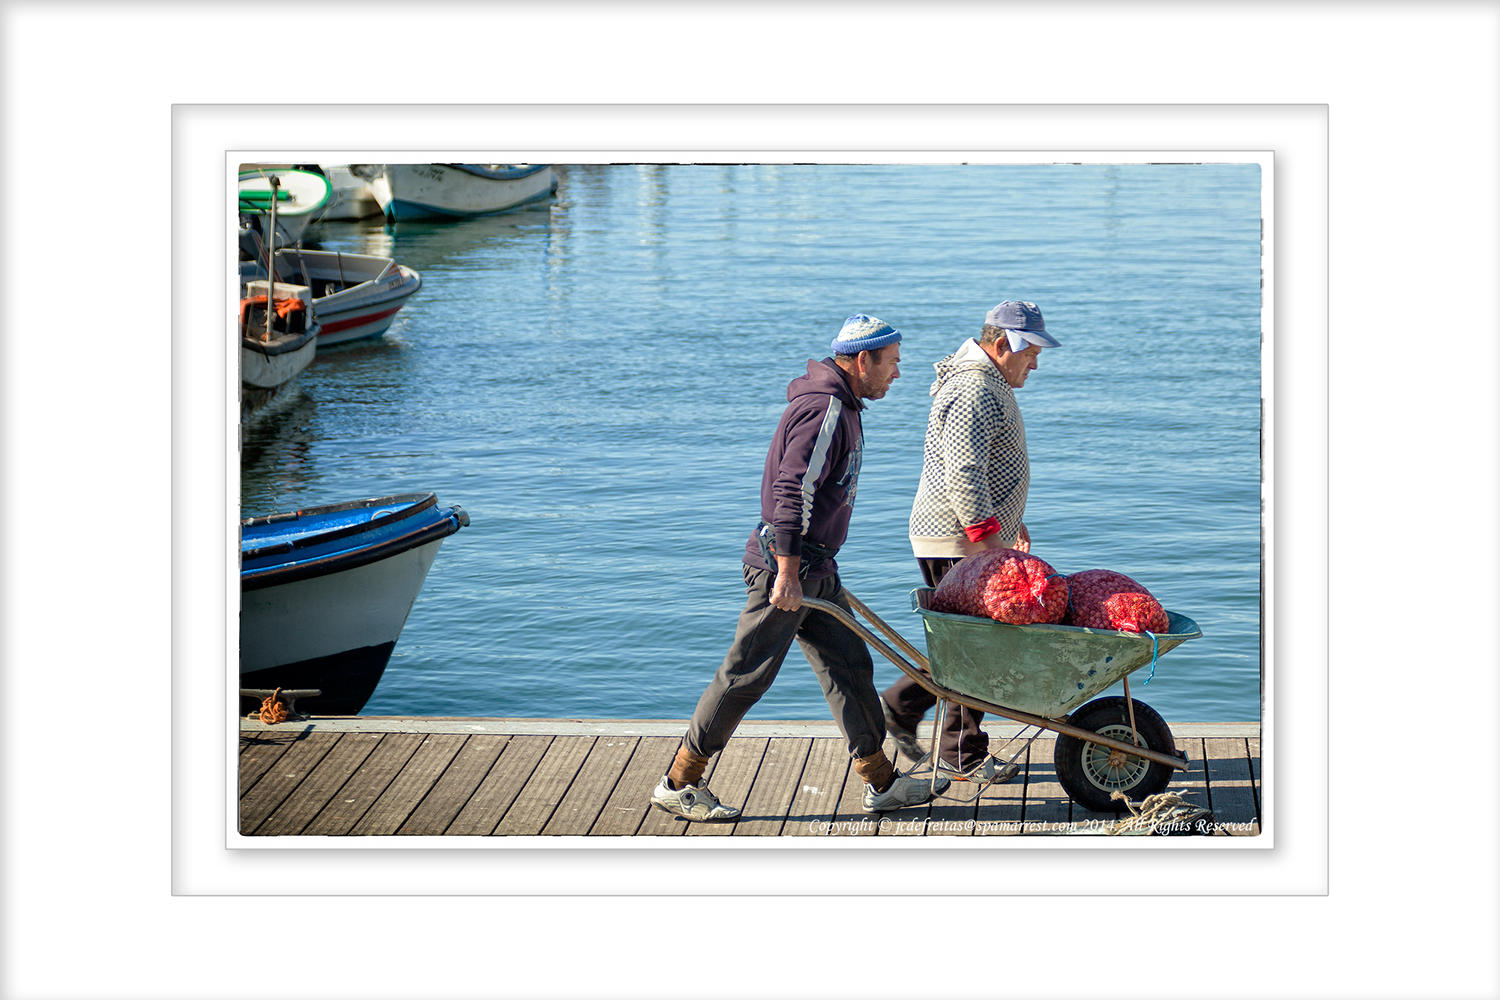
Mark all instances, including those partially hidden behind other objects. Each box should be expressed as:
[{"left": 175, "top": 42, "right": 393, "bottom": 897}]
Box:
[{"left": 238, "top": 717, "right": 1261, "bottom": 838}]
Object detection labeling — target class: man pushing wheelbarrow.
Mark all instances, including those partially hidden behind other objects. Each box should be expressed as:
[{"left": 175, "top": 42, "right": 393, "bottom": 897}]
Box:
[{"left": 651, "top": 314, "right": 950, "bottom": 822}]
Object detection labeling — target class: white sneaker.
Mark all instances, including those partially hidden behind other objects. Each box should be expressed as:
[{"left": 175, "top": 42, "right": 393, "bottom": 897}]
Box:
[
  {"left": 650, "top": 776, "right": 741, "bottom": 821},
  {"left": 862, "top": 770, "right": 950, "bottom": 813},
  {"left": 882, "top": 702, "right": 927, "bottom": 764},
  {"left": 937, "top": 755, "right": 1020, "bottom": 785}
]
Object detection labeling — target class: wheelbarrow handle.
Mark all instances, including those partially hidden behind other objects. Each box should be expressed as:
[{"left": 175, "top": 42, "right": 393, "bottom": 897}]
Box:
[
  {"left": 800, "top": 593, "right": 1188, "bottom": 773},
  {"left": 801, "top": 594, "right": 934, "bottom": 690},
  {"left": 839, "top": 591, "right": 930, "bottom": 672}
]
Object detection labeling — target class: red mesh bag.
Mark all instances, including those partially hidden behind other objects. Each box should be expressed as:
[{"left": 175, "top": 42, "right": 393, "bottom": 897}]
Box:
[
  {"left": 1063, "top": 569, "right": 1170, "bottom": 633},
  {"left": 930, "top": 548, "right": 1068, "bottom": 625}
]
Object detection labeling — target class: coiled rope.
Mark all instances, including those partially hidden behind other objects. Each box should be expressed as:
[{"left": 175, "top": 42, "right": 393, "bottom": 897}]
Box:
[
  {"left": 1105, "top": 790, "right": 1213, "bottom": 835},
  {"left": 258, "top": 687, "right": 290, "bottom": 725}
]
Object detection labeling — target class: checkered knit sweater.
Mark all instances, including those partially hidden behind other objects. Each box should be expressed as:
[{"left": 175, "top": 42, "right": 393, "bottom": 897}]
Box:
[{"left": 908, "top": 338, "right": 1029, "bottom": 557}]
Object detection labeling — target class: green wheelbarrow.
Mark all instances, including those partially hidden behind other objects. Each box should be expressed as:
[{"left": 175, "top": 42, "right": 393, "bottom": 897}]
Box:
[{"left": 800, "top": 587, "right": 1202, "bottom": 813}]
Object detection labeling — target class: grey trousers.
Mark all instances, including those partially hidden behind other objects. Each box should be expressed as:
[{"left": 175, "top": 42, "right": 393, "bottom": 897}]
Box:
[{"left": 684, "top": 565, "right": 885, "bottom": 761}]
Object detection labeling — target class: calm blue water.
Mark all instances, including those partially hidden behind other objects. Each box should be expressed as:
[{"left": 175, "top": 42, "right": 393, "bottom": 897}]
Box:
[{"left": 241, "top": 163, "right": 1263, "bottom": 723}]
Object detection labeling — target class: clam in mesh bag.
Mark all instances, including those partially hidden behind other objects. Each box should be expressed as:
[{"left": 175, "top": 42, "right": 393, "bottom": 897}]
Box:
[
  {"left": 930, "top": 548, "right": 1068, "bottom": 625},
  {"left": 1063, "top": 568, "right": 1170, "bottom": 633}
]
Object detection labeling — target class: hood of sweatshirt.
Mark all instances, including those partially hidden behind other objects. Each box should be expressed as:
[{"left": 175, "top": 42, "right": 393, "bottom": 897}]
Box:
[
  {"left": 788, "top": 358, "right": 863, "bottom": 410},
  {"left": 930, "top": 338, "right": 1000, "bottom": 397}
]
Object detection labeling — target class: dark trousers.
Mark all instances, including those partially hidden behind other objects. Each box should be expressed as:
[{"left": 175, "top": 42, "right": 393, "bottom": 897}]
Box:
[
  {"left": 685, "top": 566, "right": 885, "bottom": 762},
  {"left": 881, "top": 557, "right": 989, "bottom": 768}
]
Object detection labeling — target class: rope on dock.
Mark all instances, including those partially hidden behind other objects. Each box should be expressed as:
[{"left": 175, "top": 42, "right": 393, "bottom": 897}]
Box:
[
  {"left": 258, "top": 687, "right": 290, "bottom": 725},
  {"left": 1105, "top": 790, "right": 1213, "bottom": 835}
]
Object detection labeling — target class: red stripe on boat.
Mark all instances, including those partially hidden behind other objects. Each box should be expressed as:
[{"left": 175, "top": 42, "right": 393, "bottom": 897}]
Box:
[{"left": 319, "top": 306, "right": 402, "bottom": 335}]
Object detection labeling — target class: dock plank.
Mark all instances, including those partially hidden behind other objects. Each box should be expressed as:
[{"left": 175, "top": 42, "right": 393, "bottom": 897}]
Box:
[
  {"left": 1168, "top": 737, "right": 1216, "bottom": 835},
  {"left": 733, "top": 737, "right": 812, "bottom": 837},
  {"left": 236, "top": 718, "right": 1261, "bottom": 838},
  {"left": 350, "top": 734, "right": 467, "bottom": 836},
  {"left": 541, "top": 736, "right": 638, "bottom": 836},
  {"left": 398, "top": 735, "right": 510, "bottom": 835},
  {"left": 253, "top": 732, "right": 384, "bottom": 836},
  {"left": 1248, "top": 737, "right": 1261, "bottom": 783},
  {"left": 447, "top": 735, "right": 552, "bottom": 836},
  {"left": 238, "top": 732, "right": 340, "bottom": 834},
  {"left": 301, "top": 734, "right": 424, "bottom": 836},
  {"left": 972, "top": 732, "right": 1034, "bottom": 836},
  {"left": 1248, "top": 736, "right": 1262, "bottom": 820},
  {"left": 491, "top": 736, "right": 596, "bottom": 836},
  {"left": 1204, "top": 737, "right": 1261, "bottom": 835},
  {"left": 1171, "top": 737, "right": 1212, "bottom": 816},
  {"left": 781, "top": 737, "right": 853, "bottom": 837},
  {"left": 685, "top": 737, "right": 766, "bottom": 838},
  {"left": 591, "top": 736, "right": 681, "bottom": 836},
  {"left": 237, "top": 728, "right": 302, "bottom": 795},
  {"left": 1020, "top": 737, "right": 1072, "bottom": 834}
]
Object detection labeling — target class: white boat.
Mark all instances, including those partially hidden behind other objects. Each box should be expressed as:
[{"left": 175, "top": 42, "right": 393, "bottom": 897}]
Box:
[
  {"left": 241, "top": 248, "right": 422, "bottom": 346},
  {"left": 240, "top": 279, "right": 318, "bottom": 413},
  {"left": 370, "top": 163, "right": 557, "bottom": 221},
  {"left": 240, "top": 493, "right": 470, "bottom": 715},
  {"left": 316, "top": 164, "right": 384, "bottom": 220},
  {"left": 238, "top": 166, "right": 332, "bottom": 246}
]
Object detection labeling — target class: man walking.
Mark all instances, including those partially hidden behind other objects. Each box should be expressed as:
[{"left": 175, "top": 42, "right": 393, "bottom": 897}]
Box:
[
  {"left": 651, "top": 314, "right": 950, "bottom": 821},
  {"left": 884, "top": 300, "right": 1061, "bottom": 781}
]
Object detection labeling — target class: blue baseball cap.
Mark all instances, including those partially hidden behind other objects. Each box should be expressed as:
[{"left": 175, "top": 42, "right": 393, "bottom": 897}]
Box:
[
  {"left": 985, "top": 300, "right": 1060, "bottom": 350},
  {"left": 831, "top": 314, "right": 902, "bottom": 354}
]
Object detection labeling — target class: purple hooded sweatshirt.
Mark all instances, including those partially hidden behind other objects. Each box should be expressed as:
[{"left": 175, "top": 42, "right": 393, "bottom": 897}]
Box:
[{"left": 742, "top": 358, "right": 865, "bottom": 579}]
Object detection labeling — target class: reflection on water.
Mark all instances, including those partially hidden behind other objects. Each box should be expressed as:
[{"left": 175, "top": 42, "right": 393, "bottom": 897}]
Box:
[
  {"left": 309, "top": 208, "right": 554, "bottom": 272},
  {"left": 241, "top": 387, "right": 319, "bottom": 512}
]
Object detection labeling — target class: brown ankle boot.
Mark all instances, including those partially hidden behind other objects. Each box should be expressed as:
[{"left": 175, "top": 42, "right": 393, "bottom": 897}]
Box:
[
  {"left": 851, "top": 749, "right": 895, "bottom": 793},
  {"left": 666, "top": 745, "right": 709, "bottom": 790}
]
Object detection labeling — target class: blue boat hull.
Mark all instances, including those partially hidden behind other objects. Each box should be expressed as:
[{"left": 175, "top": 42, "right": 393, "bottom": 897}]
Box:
[{"left": 240, "top": 493, "right": 469, "bottom": 715}]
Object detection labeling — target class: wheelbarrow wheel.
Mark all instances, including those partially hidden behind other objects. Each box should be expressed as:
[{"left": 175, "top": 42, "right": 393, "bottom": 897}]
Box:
[{"left": 1054, "top": 696, "right": 1176, "bottom": 813}]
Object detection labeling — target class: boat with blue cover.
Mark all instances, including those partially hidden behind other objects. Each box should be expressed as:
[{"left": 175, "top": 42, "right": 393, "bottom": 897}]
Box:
[{"left": 240, "top": 493, "right": 470, "bottom": 715}]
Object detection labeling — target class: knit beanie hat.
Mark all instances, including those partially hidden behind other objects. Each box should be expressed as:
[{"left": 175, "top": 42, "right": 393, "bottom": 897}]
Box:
[{"left": 831, "top": 314, "right": 902, "bottom": 354}]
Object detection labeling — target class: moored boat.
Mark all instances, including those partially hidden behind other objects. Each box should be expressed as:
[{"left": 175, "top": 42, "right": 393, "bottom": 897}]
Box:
[
  {"left": 370, "top": 163, "right": 557, "bottom": 221},
  {"left": 238, "top": 166, "right": 332, "bottom": 247},
  {"left": 316, "top": 164, "right": 385, "bottom": 221},
  {"left": 241, "top": 248, "right": 422, "bottom": 346},
  {"left": 240, "top": 279, "right": 318, "bottom": 415},
  {"left": 239, "top": 493, "right": 470, "bottom": 716}
]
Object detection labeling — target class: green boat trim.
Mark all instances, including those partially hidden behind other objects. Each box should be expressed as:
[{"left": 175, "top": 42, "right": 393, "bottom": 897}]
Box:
[{"left": 237, "top": 168, "right": 333, "bottom": 216}]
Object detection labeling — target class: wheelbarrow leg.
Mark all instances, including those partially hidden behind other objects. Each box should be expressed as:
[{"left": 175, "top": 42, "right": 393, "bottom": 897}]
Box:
[
  {"left": 928, "top": 698, "right": 948, "bottom": 797},
  {"left": 1122, "top": 676, "right": 1142, "bottom": 747},
  {"left": 990, "top": 726, "right": 1040, "bottom": 774}
]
